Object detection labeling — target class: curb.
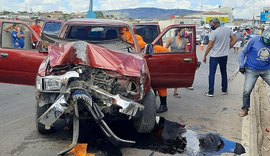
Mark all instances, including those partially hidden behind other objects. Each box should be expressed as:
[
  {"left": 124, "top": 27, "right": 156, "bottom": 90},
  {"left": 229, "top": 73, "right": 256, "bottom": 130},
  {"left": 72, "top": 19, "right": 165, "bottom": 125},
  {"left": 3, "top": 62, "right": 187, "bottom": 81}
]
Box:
[
  {"left": 242, "top": 79, "right": 270, "bottom": 156},
  {"left": 259, "top": 80, "right": 270, "bottom": 155},
  {"left": 241, "top": 79, "right": 262, "bottom": 156}
]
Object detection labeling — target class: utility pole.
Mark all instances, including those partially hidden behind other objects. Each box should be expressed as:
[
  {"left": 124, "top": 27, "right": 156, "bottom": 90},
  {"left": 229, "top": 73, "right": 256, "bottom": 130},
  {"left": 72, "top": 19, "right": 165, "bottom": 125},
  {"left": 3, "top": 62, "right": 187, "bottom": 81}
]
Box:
[
  {"left": 86, "top": 0, "right": 96, "bottom": 18},
  {"left": 25, "top": 2, "right": 28, "bottom": 12},
  {"left": 219, "top": 5, "right": 221, "bottom": 17},
  {"left": 252, "top": 13, "right": 255, "bottom": 28},
  {"left": 231, "top": 8, "right": 234, "bottom": 23},
  {"left": 201, "top": 0, "right": 203, "bottom": 26},
  {"left": 89, "top": 0, "right": 93, "bottom": 11}
]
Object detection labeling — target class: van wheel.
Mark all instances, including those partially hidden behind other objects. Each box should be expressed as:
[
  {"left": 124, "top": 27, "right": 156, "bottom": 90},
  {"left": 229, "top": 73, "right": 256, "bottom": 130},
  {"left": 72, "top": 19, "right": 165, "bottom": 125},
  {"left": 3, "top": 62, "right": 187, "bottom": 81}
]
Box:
[
  {"left": 133, "top": 89, "right": 156, "bottom": 133},
  {"left": 35, "top": 101, "right": 54, "bottom": 134}
]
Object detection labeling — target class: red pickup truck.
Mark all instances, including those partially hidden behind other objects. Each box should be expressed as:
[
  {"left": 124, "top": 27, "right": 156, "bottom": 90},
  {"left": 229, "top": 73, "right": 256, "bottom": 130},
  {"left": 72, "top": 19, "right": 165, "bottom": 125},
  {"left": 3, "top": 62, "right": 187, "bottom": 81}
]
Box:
[{"left": 0, "top": 19, "right": 198, "bottom": 154}]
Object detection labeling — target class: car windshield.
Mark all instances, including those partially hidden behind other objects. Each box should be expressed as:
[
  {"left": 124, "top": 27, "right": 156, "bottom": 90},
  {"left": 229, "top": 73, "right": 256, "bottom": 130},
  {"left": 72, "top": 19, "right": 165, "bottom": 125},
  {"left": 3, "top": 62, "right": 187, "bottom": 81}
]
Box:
[
  {"left": 43, "top": 22, "right": 62, "bottom": 35},
  {"left": 66, "top": 25, "right": 136, "bottom": 52}
]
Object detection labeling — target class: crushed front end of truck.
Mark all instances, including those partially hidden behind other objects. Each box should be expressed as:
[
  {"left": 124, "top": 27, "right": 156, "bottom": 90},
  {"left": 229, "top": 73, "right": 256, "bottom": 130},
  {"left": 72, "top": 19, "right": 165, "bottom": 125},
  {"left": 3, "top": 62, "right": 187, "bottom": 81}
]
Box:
[{"left": 35, "top": 41, "right": 156, "bottom": 155}]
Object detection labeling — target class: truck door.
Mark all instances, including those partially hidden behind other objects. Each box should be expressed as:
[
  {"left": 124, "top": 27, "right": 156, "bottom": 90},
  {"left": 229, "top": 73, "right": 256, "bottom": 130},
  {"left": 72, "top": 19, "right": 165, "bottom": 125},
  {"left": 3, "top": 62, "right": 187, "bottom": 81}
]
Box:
[
  {"left": 144, "top": 25, "right": 198, "bottom": 89},
  {"left": 0, "top": 21, "right": 47, "bottom": 85}
]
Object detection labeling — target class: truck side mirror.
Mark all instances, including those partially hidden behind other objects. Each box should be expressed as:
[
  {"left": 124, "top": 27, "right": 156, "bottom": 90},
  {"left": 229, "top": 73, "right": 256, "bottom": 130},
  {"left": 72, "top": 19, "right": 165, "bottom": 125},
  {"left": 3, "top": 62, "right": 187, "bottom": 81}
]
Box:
[
  {"left": 37, "top": 41, "right": 48, "bottom": 53},
  {"left": 144, "top": 44, "right": 154, "bottom": 56}
]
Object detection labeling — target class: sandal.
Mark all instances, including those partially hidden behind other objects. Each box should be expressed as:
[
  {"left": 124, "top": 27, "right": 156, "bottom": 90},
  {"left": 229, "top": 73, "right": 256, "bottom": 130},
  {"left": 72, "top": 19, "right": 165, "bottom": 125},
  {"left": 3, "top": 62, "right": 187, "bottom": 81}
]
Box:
[
  {"left": 266, "top": 128, "right": 270, "bottom": 132},
  {"left": 173, "top": 93, "right": 181, "bottom": 98}
]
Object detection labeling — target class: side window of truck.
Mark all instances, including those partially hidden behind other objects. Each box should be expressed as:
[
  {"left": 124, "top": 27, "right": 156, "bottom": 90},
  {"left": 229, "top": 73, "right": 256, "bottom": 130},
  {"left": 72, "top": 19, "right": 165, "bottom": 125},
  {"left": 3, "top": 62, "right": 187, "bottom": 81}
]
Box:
[
  {"left": 1, "top": 23, "right": 36, "bottom": 50},
  {"left": 134, "top": 25, "right": 163, "bottom": 46},
  {"left": 154, "top": 27, "right": 194, "bottom": 54}
]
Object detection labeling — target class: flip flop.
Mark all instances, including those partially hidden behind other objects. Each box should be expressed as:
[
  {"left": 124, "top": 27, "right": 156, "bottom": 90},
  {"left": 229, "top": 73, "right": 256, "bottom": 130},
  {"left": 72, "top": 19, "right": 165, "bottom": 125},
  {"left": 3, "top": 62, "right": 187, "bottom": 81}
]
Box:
[
  {"left": 173, "top": 93, "right": 181, "bottom": 98},
  {"left": 266, "top": 128, "right": 270, "bottom": 132}
]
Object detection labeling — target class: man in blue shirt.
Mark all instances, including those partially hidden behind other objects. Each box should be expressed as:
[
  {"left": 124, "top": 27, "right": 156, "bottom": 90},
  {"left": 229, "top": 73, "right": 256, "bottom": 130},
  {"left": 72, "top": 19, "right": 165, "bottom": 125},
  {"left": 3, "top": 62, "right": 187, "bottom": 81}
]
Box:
[
  {"left": 239, "top": 27, "right": 270, "bottom": 117},
  {"left": 5, "top": 24, "right": 25, "bottom": 48}
]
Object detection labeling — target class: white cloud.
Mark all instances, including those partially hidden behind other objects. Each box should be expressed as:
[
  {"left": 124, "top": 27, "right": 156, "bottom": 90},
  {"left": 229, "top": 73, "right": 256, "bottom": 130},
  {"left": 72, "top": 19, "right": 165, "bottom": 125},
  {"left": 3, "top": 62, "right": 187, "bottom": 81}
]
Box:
[
  {"left": 202, "top": 4, "right": 219, "bottom": 11},
  {"left": 221, "top": 0, "right": 270, "bottom": 18},
  {"left": 68, "top": 0, "right": 89, "bottom": 13},
  {"left": 0, "top": 0, "right": 269, "bottom": 19}
]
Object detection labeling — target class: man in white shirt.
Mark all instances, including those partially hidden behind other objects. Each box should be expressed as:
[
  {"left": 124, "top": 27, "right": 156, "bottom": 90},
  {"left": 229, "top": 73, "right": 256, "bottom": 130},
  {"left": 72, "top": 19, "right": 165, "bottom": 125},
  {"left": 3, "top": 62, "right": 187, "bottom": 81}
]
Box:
[{"left": 203, "top": 18, "right": 237, "bottom": 97}]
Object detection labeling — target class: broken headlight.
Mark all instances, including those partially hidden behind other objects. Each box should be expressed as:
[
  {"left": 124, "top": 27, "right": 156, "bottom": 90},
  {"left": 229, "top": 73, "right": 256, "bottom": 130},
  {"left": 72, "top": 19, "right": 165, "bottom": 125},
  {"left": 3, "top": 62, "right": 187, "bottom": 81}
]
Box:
[
  {"left": 36, "top": 71, "right": 80, "bottom": 91},
  {"left": 43, "top": 78, "right": 61, "bottom": 91},
  {"left": 36, "top": 76, "right": 62, "bottom": 91}
]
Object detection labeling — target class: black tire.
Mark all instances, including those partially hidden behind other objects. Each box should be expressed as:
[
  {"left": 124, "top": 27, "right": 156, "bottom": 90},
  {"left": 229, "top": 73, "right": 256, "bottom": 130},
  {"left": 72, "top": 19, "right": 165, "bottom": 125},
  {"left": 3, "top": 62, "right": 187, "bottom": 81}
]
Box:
[
  {"left": 35, "top": 100, "right": 54, "bottom": 134},
  {"left": 133, "top": 89, "right": 156, "bottom": 133}
]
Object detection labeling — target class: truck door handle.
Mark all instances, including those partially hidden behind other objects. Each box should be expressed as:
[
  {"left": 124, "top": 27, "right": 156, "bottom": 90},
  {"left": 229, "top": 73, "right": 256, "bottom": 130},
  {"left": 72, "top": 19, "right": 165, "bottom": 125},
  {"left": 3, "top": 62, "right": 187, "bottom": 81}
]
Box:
[
  {"left": 0, "top": 53, "right": 9, "bottom": 58},
  {"left": 184, "top": 58, "right": 193, "bottom": 63}
]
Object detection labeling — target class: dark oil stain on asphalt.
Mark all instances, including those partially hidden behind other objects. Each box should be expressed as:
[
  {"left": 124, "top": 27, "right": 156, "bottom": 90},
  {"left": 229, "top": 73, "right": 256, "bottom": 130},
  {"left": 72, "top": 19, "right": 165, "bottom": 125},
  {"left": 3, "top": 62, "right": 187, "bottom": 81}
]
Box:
[
  {"left": 76, "top": 117, "right": 245, "bottom": 156},
  {"left": 222, "top": 107, "right": 228, "bottom": 112}
]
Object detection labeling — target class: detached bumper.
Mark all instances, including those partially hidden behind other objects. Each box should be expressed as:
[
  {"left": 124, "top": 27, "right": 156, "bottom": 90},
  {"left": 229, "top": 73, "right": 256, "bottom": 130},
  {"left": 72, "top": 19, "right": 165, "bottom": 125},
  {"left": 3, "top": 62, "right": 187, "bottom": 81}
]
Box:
[
  {"left": 39, "top": 90, "right": 137, "bottom": 155},
  {"left": 38, "top": 85, "right": 145, "bottom": 155},
  {"left": 39, "top": 84, "right": 144, "bottom": 128},
  {"left": 89, "top": 85, "right": 144, "bottom": 117}
]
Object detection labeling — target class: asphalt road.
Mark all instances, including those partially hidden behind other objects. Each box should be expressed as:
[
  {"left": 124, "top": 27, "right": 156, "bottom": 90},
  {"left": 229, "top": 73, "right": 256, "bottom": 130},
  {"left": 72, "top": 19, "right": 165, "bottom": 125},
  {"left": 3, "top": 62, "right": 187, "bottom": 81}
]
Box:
[{"left": 0, "top": 46, "right": 246, "bottom": 156}]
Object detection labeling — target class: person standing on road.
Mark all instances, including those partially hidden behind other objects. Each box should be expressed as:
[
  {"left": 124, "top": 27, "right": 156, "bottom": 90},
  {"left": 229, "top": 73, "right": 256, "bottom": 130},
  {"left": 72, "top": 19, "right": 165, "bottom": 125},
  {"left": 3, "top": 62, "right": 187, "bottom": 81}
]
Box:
[
  {"left": 154, "top": 45, "right": 171, "bottom": 113},
  {"left": 233, "top": 28, "right": 244, "bottom": 53},
  {"left": 238, "top": 27, "right": 270, "bottom": 117},
  {"left": 165, "top": 28, "right": 189, "bottom": 98},
  {"left": 120, "top": 27, "right": 170, "bottom": 113},
  {"left": 31, "top": 19, "right": 42, "bottom": 49},
  {"left": 203, "top": 18, "right": 237, "bottom": 97}
]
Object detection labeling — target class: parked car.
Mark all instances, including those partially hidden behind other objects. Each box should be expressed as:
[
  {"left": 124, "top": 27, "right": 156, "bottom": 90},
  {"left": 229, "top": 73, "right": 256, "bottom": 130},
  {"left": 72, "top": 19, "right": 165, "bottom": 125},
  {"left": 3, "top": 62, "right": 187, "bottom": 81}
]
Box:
[{"left": 0, "top": 19, "right": 198, "bottom": 155}]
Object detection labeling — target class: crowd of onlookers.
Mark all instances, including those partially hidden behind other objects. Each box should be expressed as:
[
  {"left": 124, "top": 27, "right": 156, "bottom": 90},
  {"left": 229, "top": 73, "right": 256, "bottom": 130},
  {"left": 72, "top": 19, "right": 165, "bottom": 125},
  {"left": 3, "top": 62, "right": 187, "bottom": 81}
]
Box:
[
  {"left": 196, "top": 25, "right": 269, "bottom": 55},
  {"left": 231, "top": 26, "right": 268, "bottom": 52}
]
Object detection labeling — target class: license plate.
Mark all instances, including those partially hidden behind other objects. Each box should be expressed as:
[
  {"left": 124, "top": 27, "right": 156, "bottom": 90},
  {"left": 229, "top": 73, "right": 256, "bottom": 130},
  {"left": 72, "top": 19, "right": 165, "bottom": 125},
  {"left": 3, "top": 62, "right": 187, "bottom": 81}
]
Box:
[{"left": 38, "top": 102, "right": 65, "bottom": 127}]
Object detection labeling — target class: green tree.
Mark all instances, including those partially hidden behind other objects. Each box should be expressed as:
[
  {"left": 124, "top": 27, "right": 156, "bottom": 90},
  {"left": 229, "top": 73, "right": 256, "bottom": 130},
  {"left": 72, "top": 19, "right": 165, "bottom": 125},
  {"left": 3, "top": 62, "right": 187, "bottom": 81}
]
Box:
[
  {"left": 95, "top": 11, "right": 104, "bottom": 18},
  {"left": 2, "top": 10, "right": 11, "bottom": 15},
  {"left": 200, "top": 20, "right": 205, "bottom": 26},
  {"left": 63, "top": 14, "right": 70, "bottom": 20}
]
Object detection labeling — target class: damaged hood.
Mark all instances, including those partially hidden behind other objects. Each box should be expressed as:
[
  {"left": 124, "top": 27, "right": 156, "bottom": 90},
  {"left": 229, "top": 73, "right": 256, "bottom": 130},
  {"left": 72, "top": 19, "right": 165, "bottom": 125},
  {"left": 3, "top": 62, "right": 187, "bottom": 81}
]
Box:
[{"left": 48, "top": 41, "right": 144, "bottom": 77}]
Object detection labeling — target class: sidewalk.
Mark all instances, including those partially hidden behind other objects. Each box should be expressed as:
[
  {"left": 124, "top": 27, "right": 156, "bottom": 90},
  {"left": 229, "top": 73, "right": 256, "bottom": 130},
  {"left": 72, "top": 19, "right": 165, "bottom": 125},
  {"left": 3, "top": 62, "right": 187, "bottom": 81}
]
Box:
[
  {"left": 242, "top": 79, "right": 270, "bottom": 156},
  {"left": 257, "top": 79, "right": 270, "bottom": 156}
]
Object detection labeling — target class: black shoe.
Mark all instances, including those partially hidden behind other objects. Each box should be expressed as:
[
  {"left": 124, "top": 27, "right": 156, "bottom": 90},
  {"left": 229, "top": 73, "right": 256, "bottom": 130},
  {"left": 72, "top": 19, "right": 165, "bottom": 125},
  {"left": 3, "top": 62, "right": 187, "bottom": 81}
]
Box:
[{"left": 157, "top": 106, "right": 168, "bottom": 113}]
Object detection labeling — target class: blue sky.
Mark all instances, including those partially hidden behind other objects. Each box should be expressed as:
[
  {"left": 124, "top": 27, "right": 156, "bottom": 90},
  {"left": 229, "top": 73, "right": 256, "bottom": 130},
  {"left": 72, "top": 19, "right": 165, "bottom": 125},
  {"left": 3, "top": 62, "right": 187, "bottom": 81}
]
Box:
[{"left": 0, "top": 0, "right": 269, "bottom": 19}]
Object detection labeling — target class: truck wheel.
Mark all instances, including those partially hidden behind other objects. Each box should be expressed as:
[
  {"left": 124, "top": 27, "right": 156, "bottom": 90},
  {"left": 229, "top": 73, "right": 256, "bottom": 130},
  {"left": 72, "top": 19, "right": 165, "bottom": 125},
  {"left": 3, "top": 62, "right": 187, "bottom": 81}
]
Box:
[
  {"left": 35, "top": 101, "right": 54, "bottom": 134},
  {"left": 133, "top": 89, "right": 156, "bottom": 133}
]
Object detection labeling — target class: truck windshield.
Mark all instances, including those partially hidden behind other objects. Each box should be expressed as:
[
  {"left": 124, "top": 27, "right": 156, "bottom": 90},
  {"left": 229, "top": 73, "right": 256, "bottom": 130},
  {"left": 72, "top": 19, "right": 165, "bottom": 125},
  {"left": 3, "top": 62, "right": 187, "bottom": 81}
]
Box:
[
  {"left": 66, "top": 26, "right": 136, "bottom": 52},
  {"left": 66, "top": 26, "right": 122, "bottom": 41}
]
